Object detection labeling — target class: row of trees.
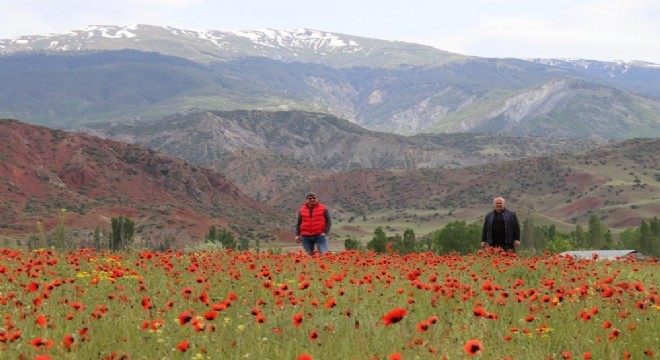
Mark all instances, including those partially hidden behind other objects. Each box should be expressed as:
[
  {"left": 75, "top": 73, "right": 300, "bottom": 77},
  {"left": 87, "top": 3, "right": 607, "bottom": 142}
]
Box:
[
  {"left": 354, "top": 216, "right": 659, "bottom": 256},
  {"left": 27, "top": 213, "right": 137, "bottom": 250},
  {"left": 205, "top": 225, "right": 250, "bottom": 251}
]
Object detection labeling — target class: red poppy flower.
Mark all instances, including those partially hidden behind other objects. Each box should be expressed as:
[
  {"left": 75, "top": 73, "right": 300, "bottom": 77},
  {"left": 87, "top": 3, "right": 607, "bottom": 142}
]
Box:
[
  {"left": 35, "top": 314, "right": 48, "bottom": 327},
  {"left": 204, "top": 310, "right": 218, "bottom": 321},
  {"left": 325, "top": 297, "right": 337, "bottom": 309},
  {"left": 30, "top": 337, "right": 53, "bottom": 349},
  {"left": 607, "top": 328, "right": 621, "bottom": 342},
  {"left": 177, "top": 340, "right": 190, "bottom": 352},
  {"left": 382, "top": 308, "right": 407, "bottom": 326},
  {"left": 416, "top": 320, "right": 429, "bottom": 333},
  {"left": 181, "top": 287, "right": 193, "bottom": 298},
  {"left": 198, "top": 291, "right": 209, "bottom": 305},
  {"left": 141, "top": 297, "right": 152, "bottom": 310},
  {"left": 463, "top": 339, "right": 483, "bottom": 355},
  {"left": 292, "top": 313, "right": 304, "bottom": 327},
  {"left": 211, "top": 303, "right": 227, "bottom": 311},
  {"left": 297, "top": 354, "right": 314, "bottom": 360},
  {"left": 635, "top": 300, "right": 649, "bottom": 310},
  {"left": 389, "top": 353, "right": 402, "bottom": 360},
  {"left": 34, "top": 356, "right": 52, "bottom": 360},
  {"left": 63, "top": 334, "right": 75, "bottom": 351},
  {"left": 473, "top": 307, "right": 486, "bottom": 317},
  {"left": 178, "top": 311, "right": 193, "bottom": 325},
  {"left": 27, "top": 282, "right": 40, "bottom": 292},
  {"left": 583, "top": 352, "right": 592, "bottom": 359},
  {"left": 644, "top": 349, "right": 654, "bottom": 357},
  {"left": 309, "top": 330, "right": 318, "bottom": 341}
]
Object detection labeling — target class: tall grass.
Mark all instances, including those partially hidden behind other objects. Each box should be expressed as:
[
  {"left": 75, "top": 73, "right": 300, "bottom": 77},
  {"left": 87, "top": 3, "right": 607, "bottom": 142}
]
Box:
[{"left": 0, "top": 248, "right": 657, "bottom": 359}]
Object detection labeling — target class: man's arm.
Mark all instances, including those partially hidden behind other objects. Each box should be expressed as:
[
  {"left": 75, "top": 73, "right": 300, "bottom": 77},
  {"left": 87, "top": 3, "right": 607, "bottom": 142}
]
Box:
[
  {"left": 481, "top": 214, "right": 489, "bottom": 247},
  {"left": 512, "top": 212, "right": 521, "bottom": 246},
  {"left": 323, "top": 208, "right": 331, "bottom": 234},
  {"left": 295, "top": 213, "right": 302, "bottom": 243},
  {"left": 295, "top": 212, "right": 302, "bottom": 236}
]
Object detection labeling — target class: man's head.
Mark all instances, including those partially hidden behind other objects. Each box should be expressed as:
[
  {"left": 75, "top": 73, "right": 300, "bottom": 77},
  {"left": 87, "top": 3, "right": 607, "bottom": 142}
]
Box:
[
  {"left": 306, "top": 192, "right": 318, "bottom": 205},
  {"left": 493, "top": 197, "right": 505, "bottom": 212}
]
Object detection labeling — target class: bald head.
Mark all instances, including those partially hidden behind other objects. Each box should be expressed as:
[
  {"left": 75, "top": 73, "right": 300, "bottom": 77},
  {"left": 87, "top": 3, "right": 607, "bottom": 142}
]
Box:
[{"left": 493, "top": 197, "right": 505, "bottom": 212}]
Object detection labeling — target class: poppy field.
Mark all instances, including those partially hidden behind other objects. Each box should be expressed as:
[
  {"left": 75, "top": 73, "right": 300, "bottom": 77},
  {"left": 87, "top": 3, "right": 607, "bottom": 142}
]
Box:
[{"left": 0, "top": 248, "right": 657, "bottom": 360}]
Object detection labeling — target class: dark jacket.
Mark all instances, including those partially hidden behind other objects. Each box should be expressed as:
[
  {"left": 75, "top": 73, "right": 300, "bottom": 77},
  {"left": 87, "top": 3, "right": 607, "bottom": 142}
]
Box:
[
  {"left": 296, "top": 203, "right": 331, "bottom": 236},
  {"left": 482, "top": 209, "right": 520, "bottom": 245}
]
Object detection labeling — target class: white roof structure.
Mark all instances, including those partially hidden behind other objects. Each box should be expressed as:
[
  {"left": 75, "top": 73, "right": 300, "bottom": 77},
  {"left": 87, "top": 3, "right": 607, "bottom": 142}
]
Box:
[{"left": 560, "top": 250, "right": 644, "bottom": 260}]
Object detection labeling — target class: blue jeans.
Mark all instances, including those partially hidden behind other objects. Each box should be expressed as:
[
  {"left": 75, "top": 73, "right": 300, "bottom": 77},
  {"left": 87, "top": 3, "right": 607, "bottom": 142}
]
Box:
[{"left": 301, "top": 235, "right": 329, "bottom": 255}]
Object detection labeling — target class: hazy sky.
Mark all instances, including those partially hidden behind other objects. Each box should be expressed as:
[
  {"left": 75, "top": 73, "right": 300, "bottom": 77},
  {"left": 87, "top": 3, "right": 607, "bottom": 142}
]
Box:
[{"left": 1, "top": 0, "right": 659, "bottom": 63}]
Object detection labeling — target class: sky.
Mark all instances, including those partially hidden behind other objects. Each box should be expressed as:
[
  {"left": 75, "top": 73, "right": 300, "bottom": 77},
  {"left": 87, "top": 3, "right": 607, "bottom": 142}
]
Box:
[{"left": 1, "top": 0, "right": 659, "bottom": 63}]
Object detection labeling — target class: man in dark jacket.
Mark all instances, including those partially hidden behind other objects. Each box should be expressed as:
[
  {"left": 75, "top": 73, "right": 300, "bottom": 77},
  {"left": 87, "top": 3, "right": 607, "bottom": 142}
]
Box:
[
  {"left": 481, "top": 197, "right": 520, "bottom": 252},
  {"left": 295, "top": 192, "right": 331, "bottom": 255}
]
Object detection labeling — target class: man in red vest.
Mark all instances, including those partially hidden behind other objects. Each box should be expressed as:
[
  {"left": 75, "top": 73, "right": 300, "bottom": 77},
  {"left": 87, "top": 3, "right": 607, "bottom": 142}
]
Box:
[{"left": 295, "top": 192, "right": 331, "bottom": 255}]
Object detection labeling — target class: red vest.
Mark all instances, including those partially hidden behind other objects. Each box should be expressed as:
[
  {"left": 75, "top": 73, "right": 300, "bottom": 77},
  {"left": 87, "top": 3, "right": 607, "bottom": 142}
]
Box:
[{"left": 299, "top": 203, "right": 327, "bottom": 236}]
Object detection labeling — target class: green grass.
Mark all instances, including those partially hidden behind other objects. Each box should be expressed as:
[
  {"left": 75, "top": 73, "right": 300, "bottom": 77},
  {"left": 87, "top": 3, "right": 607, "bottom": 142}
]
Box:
[{"left": 0, "top": 249, "right": 656, "bottom": 359}]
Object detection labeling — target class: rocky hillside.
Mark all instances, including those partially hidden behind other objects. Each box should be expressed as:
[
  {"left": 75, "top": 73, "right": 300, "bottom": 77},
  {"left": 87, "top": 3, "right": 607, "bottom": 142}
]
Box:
[
  {"left": 0, "top": 119, "right": 290, "bottom": 245},
  {"left": 269, "top": 138, "right": 660, "bottom": 231},
  {"left": 2, "top": 117, "right": 657, "bottom": 246},
  {"left": 1, "top": 25, "right": 659, "bottom": 138},
  {"left": 82, "top": 109, "right": 610, "bottom": 201}
]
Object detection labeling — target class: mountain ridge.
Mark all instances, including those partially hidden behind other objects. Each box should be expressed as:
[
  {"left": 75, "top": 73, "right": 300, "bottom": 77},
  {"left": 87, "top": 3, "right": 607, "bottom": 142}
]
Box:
[
  {"left": 0, "top": 24, "right": 466, "bottom": 67},
  {"left": 1, "top": 24, "right": 659, "bottom": 138},
  {"left": 0, "top": 119, "right": 290, "bottom": 246},
  {"left": 81, "top": 109, "right": 611, "bottom": 202}
]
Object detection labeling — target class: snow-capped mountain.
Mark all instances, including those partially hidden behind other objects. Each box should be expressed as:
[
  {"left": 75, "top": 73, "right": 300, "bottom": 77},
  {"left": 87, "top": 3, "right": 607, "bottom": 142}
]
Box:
[
  {"left": 524, "top": 58, "right": 660, "bottom": 97},
  {"left": 0, "top": 24, "right": 465, "bottom": 67},
  {"left": 1, "top": 24, "right": 659, "bottom": 139}
]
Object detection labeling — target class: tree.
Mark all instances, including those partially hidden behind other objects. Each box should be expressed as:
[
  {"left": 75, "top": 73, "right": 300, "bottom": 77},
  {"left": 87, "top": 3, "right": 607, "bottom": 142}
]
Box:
[
  {"left": 402, "top": 228, "right": 416, "bottom": 254},
  {"left": 588, "top": 215, "right": 604, "bottom": 249},
  {"left": 640, "top": 220, "right": 652, "bottom": 255},
  {"left": 649, "top": 217, "right": 660, "bottom": 257},
  {"left": 54, "top": 208, "right": 67, "bottom": 250},
  {"left": 522, "top": 218, "right": 535, "bottom": 249},
  {"left": 36, "top": 220, "right": 46, "bottom": 249},
  {"left": 344, "top": 236, "right": 360, "bottom": 250},
  {"left": 205, "top": 226, "right": 237, "bottom": 249},
  {"left": 431, "top": 221, "right": 481, "bottom": 254},
  {"left": 218, "top": 229, "right": 236, "bottom": 249},
  {"left": 367, "top": 227, "right": 387, "bottom": 253},
  {"left": 205, "top": 226, "right": 218, "bottom": 243},
  {"left": 619, "top": 227, "right": 640, "bottom": 250},
  {"left": 93, "top": 225, "right": 102, "bottom": 250},
  {"left": 111, "top": 216, "right": 135, "bottom": 250},
  {"left": 389, "top": 234, "right": 403, "bottom": 253},
  {"left": 545, "top": 235, "right": 573, "bottom": 253},
  {"left": 546, "top": 224, "right": 556, "bottom": 242},
  {"left": 238, "top": 237, "right": 249, "bottom": 251},
  {"left": 603, "top": 229, "right": 614, "bottom": 249},
  {"left": 573, "top": 225, "right": 587, "bottom": 249}
]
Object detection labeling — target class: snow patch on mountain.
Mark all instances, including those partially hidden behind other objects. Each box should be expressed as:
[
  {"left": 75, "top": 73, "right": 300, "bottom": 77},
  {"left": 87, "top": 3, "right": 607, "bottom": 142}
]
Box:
[{"left": 0, "top": 25, "right": 366, "bottom": 55}]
